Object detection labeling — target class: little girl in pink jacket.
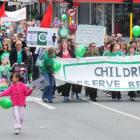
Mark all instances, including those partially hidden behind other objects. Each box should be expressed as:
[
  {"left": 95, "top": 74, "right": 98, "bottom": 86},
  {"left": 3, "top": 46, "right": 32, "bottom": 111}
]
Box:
[{"left": 0, "top": 73, "right": 35, "bottom": 135}]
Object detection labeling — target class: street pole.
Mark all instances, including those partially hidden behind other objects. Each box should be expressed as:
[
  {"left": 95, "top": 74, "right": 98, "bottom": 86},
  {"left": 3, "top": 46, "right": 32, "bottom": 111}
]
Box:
[
  {"left": 130, "top": 12, "right": 133, "bottom": 41},
  {"left": 112, "top": 4, "right": 115, "bottom": 34}
]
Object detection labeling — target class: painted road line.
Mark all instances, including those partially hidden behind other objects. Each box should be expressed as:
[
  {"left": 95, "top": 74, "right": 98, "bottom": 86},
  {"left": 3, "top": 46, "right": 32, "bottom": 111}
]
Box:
[
  {"left": 91, "top": 102, "right": 140, "bottom": 121},
  {"left": 27, "top": 96, "right": 56, "bottom": 110},
  {"left": 81, "top": 97, "right": 140, "bottom": 121}
]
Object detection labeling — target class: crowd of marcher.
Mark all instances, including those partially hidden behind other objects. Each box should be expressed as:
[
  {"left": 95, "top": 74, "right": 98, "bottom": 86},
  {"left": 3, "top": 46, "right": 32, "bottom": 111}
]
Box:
[
  {"left": 39, "top": 34, "right": 140, "bottom": 103},
  {"left": 0, "top": 19, "right": 140, "bottom": 104}
]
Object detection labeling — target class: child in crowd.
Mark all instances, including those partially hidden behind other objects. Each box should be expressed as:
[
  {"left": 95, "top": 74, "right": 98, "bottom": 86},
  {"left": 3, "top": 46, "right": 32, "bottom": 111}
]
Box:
[
  {"left": 0, "top": 57, "right": 11, "bottom": 81},
  {"left": 0, "top": 73, "right": 35, "bottom": 135},
  {"left": 0, "top": 57, "right": 11, "bottom": 91}
]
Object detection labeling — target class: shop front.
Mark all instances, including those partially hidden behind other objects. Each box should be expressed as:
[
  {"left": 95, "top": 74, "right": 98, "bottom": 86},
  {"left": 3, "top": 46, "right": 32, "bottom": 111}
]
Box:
[{"left": 77, "top": 0, "right": 140, "bottom": 36}]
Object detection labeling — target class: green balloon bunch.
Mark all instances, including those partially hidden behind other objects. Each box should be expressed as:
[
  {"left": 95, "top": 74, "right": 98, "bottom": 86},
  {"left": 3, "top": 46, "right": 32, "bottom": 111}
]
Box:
[
  {"left": 132, "top": 25, "right": 140, "bottom": 37},
  {"left": 53, "top": 61, "right": 62, "bottom": 72},
  {"left": 75, "top": 45, "right": 86, "bottom": 58},
  {"left": 0, "top": 98, "right": 12, "bottom": 109}
]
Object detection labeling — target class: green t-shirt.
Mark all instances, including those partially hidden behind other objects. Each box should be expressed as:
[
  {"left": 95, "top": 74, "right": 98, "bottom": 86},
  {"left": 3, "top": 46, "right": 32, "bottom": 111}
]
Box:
[
  {"left": 41, "top": 53, "right": 54, "bottom": 74},
  {"left": 104, "top": 51, "right": 124, "bottom": 57},
  {"left": 102, "top": 51, "right": 110, "bottom": 56},
  {"left": 127, "top": 51, "right": 139, "bottom": 56},
  {"left": 17, "top": 50, "right": 22, "bottom": 64}
]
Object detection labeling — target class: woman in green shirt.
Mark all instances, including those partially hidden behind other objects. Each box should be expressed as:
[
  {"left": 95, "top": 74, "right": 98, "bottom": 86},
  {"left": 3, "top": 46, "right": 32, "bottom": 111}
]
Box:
[
  {"left": 104, "top": 42, "right": 123, "bottom": 100},
  {"left": 104, "top": 42, "right": 124, "bottom": 57},
  {"left": 127, "top": 46, "right": 139, "bottom": 101},
  {"left": 127, "top": 46, "right": 139, "bottom": 56}
]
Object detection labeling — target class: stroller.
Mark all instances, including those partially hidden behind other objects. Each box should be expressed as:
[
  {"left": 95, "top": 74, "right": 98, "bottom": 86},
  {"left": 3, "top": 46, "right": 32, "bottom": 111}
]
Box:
[{"left": 12, "top": 63, "right": 28, "bottom": 84}]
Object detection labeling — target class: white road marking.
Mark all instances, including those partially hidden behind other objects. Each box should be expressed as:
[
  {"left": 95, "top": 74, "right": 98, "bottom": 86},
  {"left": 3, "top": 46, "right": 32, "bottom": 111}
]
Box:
[
  {"left": 91, "top": 102, "right": 140, "bottom": 121},
  {"left": 81, "top": 97, "right": 140, "bottom": 121},
  {"left": 27, "top": 96, "right": 56, "bottom": 110}
]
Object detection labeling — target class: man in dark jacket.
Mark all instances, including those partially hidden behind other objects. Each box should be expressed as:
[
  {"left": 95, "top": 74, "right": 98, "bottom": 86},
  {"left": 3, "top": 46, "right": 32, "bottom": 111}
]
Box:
[{"left": 9, "top": 40, "right": 27, "bottom": 66}]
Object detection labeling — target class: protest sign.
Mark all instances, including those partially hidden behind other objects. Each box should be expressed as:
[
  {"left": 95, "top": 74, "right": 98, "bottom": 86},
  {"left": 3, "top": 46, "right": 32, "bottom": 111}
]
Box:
[
  {"left": 27, "top": 27, "right": 58, "bottom": 47},
  {"left": 75, "top": 25, "right": 106, "bottom": 47},
  {"left": 2, "top": 7, "right": 26, "bottom": 22},
  {"left": 55, "top": 55, "right": 140, "bottom": 91}
]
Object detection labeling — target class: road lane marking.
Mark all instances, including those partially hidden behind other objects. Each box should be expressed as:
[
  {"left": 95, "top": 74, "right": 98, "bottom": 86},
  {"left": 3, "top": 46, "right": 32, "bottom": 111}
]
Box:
[
  {"left": 27, "top": 97, "right": 56, "bottom": 110},
  {"left": 91, "top": 102, "right": 140, "bottom": 121},
  {"left": 81, "top": 97, "right": 140, "bottom": 121}
]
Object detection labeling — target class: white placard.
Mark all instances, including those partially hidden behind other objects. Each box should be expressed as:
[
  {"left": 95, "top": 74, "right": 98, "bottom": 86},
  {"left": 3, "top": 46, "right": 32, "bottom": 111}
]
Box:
[
  {"left": 2, "top": 7, "right": 26, "bottom": 22},
  {"left": 75, "top": 25, "right": 106, "bottom": 47},
  {"left": 27, "top": 27, "right": 58, "bottom": 48}
]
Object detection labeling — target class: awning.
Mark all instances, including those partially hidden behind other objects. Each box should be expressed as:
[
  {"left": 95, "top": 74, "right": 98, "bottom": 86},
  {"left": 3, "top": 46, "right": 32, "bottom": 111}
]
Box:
[{"left": 73, "top": 0, "right": 140, "bottom": 3}]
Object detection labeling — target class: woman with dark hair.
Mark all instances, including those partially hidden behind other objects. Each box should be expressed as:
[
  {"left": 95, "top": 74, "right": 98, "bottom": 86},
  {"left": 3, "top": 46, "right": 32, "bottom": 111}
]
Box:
[
  {"left": 57, "top": 40, "right": 74, "bottom": 102},
  {"left": 104, "top": 42, "right": 123, "bottom": 100},
  {"left": 57, "top": 40, "right": 82, "bottom": 102}
]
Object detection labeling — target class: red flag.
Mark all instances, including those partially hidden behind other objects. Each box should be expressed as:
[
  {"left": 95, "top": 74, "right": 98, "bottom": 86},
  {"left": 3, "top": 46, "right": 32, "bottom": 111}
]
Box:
[
  {"left": 40, "top": 5, "right": 52, "bottom": 28},
  {"left": 0, "top": 2, "right": 6, "bottom": 18}
]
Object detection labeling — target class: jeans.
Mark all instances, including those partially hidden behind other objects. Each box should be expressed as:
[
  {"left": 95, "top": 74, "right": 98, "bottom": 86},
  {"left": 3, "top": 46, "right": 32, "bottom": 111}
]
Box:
[{"left": 42, "top": 73, "right": 55, "bottom": 102}]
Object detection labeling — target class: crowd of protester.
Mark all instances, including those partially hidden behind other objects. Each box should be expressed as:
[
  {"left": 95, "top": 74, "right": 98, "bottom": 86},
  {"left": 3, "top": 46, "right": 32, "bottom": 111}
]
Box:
[{"left": 0, "top": 19, "right": 140, "bottom": 104}]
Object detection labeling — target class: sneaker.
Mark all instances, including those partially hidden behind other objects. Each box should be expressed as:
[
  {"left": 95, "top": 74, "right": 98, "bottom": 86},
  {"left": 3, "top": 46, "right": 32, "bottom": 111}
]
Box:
[
  {"left": 14, "top": 128, "right": 20, "bottom": 135},
  {"left": 106, "top": 93, "right": 112, "bottom": 97},
  {"left": 117, "top": 98, "right": 122, "bottom": 101},
  {"left": 71, "top": 92, "right": 74, "bottom": 98},
  {"left": 63, "top": 97, "right": 70, "bottom": 102},
  {"left": 131, "top": 97, "right": 135, "bottom": 101},
  {"left": 42, "top": 98, "right": 48, "bottom": 103},
  {"left": 48, "top": 101, "right": 53, "bottom": 103},
  {"left": 19, "top": 128, "right": 22, "bottom": 132}
]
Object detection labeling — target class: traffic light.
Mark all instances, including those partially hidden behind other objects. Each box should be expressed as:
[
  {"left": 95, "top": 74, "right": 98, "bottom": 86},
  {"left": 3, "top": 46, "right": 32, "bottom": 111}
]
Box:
[
  {"left": 64, "top": 0, "right": 73, "bottom": 9},
  {"left": 123, "top": 0, "right": 133, "bottom": 13}
]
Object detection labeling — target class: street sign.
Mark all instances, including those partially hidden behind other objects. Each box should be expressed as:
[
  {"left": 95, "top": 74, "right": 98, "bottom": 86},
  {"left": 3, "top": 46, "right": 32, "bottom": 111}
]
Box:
[{"left": 67, "top": 8, "right": 75, "bottom": 16}]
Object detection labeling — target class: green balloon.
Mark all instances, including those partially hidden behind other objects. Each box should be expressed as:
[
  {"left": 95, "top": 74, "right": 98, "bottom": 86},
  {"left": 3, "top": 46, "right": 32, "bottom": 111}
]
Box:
[
  {"left": 53, "top": 61, "right": 62, "bottom": 72},
  {"left": 61, "top": 14, "right": 68, "bottom": 21},
  {"left": 75, "top": 45, "right": 86, "bottom": 58},
  {"left": 59, "top": 28, "right": 69, "bottom": 37},
  {"left": 0, "top": 98, "right": 12, "bottom": 109},
  {"left": 132, "top": 25, "right": 140, "bottom": 37}
]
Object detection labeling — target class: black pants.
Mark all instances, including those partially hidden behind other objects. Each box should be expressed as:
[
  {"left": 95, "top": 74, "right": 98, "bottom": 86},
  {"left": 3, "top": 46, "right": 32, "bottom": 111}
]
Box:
[
  {"left": 128, "top": 91, "right": 136, "bottom": 98},
  {"left": 58, "top": 83, "right": 71, "bottom": 97},
  {"left": 71, "top": 84, "right": 82, "bottom": 93},
  {"left": 112, "top": 91, "right": 121, "bottom": 99},
  {"left": 85, "top": 87, "right": 97, "bottom": 101}
]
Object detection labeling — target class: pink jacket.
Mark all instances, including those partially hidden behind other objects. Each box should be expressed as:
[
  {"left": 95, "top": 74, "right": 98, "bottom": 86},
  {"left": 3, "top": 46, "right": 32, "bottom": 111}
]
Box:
[{"left": 0, "top": 82, "right": 33, "bottom": 106}]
